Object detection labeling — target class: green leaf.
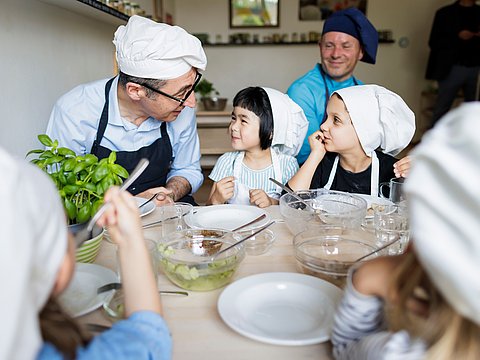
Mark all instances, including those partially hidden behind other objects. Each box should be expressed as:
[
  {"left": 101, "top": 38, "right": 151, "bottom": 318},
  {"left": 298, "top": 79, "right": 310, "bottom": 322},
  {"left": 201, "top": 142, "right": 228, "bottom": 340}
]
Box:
[
  {"left": 84, "top": 183, "right": 97, "bottom": 193},
  {"left": 57, "top": 147, "right": 76, "bottom": 157},
  {"left": 63, "top": 185, "right": 80, "bottom": 195},
  {"left": 39, "top": 150, "right": 54, "bottom": 159},
  {"left": 63, "top": 158, "right": 77, "bottom": 172},
  {"left": 110, "top": 164, "right": 129, "bottom": 179},
  {"left": 92, "top": 163, "right": 109, "bottom": 183},
  {"left": 101, "top": 175, "right": 115, "bottom": 193},
  {"left": 66, "top": 172, "right": 76, "bottom": 185},
  {"left": 64, "top": 198, "right": 77, "bottom": 222},
  {"left": 108, "top": 151, "right": 117, "bottom": 164},
  {"left": 58, "top": 172, "right": 67, "bottom": 185},
  {"left": 84, "top": 154, "right": 98, "bottom": 166},
  {"left": 25, "top": 149, "right": 44, "bottom": 157},
  {"left": 96, "top": 183, "right": 104, "bottom": 196},
  {"left": 91, "top": 199, "right": 103, "bottom": 217},
  {"left": 76, "top": 202, "right": 92, "bottom": 224},
  {"left": 73, "top": 162, "right": 87, "bottom": 173},
  {"left": 38, "top": 134, "right": 53, "bottom": 147}
]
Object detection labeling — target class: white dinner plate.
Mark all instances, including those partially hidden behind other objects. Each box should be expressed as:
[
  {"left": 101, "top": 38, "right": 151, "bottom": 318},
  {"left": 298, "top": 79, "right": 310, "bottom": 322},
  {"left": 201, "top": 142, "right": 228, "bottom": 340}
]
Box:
[
  {"left": 217, "top": 272, "right": 343, "bottom": 346},
  {"left": 184, "top": 205, "right": 270, "bottom": 231},
  {"left": 58, "top": 263, "right": 118, "bottom": 317},
  {"left": 352, "top": 194, "right": 394, "bottom": 218},
  {"left": 135, "top": 197, "right": 156, "bottom": 217}
]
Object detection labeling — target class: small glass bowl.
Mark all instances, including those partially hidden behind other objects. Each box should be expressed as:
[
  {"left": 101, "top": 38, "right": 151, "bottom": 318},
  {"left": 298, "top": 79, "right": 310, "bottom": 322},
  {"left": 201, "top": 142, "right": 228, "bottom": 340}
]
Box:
[
  {"left": 234, "top": 229, "right": 275, "bottom": 255},
  {"left": 103, "top": 290, "right": 125, "bottom": 322}
]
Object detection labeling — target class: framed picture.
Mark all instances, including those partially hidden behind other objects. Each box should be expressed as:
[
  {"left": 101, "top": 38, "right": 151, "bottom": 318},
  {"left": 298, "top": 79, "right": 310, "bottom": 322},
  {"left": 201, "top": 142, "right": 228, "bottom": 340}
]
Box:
[
  {"left": 230, "top": 0, "right": 280, "bottom": 28},
  {"left": 299, "top": 0, "right": 367, "bottom": 21}
]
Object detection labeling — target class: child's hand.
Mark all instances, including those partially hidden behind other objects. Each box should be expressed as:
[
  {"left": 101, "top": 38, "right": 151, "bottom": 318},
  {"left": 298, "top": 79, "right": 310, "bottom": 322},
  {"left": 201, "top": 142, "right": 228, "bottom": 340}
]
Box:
[
  {"left": 96, "top": 186, "right": 143, "bottom": 247},
  {"left": 308, "top": 130, "right": 327, "bottom": 159},
  {"left": 249, "top": 189, "right": 277, "bottom": 208},
  {"left": 208, "top": 176, "right": 235, "bottom": 204},
  {"left": 394, "top": 156, "right": 411, "bottom": 178}
]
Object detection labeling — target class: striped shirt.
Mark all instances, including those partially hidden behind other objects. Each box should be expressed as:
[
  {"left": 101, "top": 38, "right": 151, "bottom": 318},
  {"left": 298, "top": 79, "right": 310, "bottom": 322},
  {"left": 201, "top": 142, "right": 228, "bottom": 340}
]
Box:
[
  {"left": 332, "top": 269, "right": 427, "bottom": 359},
  {"left": 209, "top": 151, "right": 299, "bottom": 198}
]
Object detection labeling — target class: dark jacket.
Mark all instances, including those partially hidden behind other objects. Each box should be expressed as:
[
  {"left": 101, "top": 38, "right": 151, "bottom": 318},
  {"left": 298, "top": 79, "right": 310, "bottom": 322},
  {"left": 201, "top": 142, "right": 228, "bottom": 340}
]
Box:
[{"left": 425, "top": 1, "right": 480, "bottom": 80}]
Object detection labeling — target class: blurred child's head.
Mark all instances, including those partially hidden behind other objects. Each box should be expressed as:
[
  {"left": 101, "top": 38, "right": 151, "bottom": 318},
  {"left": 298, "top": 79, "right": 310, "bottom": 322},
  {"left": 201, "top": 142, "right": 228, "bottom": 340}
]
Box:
[
  {"left": 328, "top": 85, "right": 415, "bottom": 157},
  {"left": 232, "top": 87, "right": 274, "bottom": 150},
  {"left": 0, "top": 148, "right": 70, "bottom": 360},
  {"left": 397, "top": 103, "right": 480, "bottom": 358}
]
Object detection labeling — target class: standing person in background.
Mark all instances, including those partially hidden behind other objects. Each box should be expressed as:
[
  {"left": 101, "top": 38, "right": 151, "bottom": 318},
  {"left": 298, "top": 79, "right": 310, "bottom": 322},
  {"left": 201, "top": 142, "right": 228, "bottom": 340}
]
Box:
[
  {"left": 287, "top": 7, "right": 378, "bottom": 165},
  {"left": 46, "top": 15, "right": 207, "bottom": 205},
  {"left": 426, "top": 0, "right": 480, "bottom": 127}
]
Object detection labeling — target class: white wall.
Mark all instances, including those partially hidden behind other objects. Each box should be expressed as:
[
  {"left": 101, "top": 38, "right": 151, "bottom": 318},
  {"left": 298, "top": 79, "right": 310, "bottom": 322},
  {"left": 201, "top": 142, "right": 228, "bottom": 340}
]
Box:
[
  {"left": 175, "top": 0, "right": 452, "bottom": 137},
  {"left": 0, "top": 0, "right": 117, "bottom": 157}
]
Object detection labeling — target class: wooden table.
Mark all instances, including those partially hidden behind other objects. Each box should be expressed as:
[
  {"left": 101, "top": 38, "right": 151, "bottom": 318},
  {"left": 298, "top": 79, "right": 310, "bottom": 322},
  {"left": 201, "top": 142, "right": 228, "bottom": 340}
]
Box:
[{"left": 79, "top": 205, "right": 334, "bottom": 360}]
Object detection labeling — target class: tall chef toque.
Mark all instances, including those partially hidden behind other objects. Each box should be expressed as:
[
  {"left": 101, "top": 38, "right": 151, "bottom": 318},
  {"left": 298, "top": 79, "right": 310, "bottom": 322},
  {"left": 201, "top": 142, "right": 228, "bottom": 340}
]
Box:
[
  {"left": 333, "top": 85, "right": 415, "bottom": 157},
  {"left": 113, "top": 15, "right": 207, "bottom": 79},
  {"left": 404, "top": 103, "right": 480, "bottom": 326},
  {"left": 262, "top": 87, "right": 308, "bottom": 157},
  {"left": 322, "top": 8, "right": 378, "bottom": 64}
]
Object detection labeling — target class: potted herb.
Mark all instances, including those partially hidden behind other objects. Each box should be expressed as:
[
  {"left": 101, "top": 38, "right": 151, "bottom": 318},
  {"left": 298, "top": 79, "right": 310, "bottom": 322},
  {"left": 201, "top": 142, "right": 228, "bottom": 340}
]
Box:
[
  {"left": 26, "top": 134, "right": 129, "bottom": 262},
  {"left": 196, "top": 79, "right": 227, "bottom": 111}
]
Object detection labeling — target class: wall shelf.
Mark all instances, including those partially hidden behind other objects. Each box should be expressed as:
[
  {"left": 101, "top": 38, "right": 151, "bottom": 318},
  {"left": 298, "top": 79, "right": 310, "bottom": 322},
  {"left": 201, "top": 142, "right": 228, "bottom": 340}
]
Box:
[
  {"left": 203, "top": 39, "right": 395, "bottom": 47},
  {"left": 39, "top": 0, "right": 129, "bottom": 26}
]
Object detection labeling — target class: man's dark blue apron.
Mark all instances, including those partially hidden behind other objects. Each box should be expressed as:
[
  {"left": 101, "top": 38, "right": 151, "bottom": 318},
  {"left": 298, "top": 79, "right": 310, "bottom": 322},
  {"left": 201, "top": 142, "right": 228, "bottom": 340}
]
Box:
[{"left": 91, "top": 78, "right": 196, "bottom": 204}]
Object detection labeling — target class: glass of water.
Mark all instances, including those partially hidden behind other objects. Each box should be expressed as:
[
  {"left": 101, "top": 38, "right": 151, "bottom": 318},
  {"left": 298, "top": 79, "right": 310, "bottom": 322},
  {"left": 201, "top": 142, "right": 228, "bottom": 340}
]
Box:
[{"left": 373, "top": 205, "right": 409, "bottom": 255}]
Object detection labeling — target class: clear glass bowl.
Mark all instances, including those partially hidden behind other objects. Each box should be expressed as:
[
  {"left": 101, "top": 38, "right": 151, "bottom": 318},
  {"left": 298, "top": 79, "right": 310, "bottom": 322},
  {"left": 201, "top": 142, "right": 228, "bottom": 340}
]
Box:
[
  {"left": 293, "top": 229, "right": 376, "bottom": 288},
  {"left": 103, "top": 290, "right": 125, "bottom": 322},
  {"left": 279, "top": 189, "right": 367, "bottom": 235},
  {"left": 234, "top": 229, "right": 275, "bottom": 256},
  {"left": 157, "top": 229, "right": 246, "bottom": 291}
]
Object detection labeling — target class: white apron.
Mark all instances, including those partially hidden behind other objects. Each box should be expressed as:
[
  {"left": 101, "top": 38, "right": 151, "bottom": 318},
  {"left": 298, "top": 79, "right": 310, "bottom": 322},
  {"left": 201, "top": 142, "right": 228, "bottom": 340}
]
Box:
[
  {"left": 229, "top": 149, "right": 283, "bottom": 205},
  {"left": 324, "top": 152, "right": 379, "bottom": 196}
]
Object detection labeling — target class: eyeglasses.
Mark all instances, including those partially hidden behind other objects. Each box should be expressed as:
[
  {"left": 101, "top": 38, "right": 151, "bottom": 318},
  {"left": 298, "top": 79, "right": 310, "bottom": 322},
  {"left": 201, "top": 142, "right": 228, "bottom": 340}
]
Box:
[{"left": 136, "top": 71, "right": 202, "bottom": 105}]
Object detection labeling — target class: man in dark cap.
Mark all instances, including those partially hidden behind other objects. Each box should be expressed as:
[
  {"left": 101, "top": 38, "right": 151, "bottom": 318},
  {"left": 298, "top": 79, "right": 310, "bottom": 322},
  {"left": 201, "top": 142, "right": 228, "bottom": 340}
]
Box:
[{"left": 287, "top": 8, "right": 378, "bottom": 164}]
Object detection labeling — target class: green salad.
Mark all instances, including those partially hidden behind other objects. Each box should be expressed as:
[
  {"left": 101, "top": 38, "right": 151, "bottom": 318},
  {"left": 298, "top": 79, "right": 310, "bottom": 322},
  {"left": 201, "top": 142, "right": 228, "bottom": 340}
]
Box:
[{"left": 158, "top": 244, "right": 241, "bottom": 291}]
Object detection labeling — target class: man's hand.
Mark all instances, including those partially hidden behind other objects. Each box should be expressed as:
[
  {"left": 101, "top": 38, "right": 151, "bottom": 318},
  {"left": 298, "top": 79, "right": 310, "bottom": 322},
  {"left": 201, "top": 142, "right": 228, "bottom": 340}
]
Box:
[
  {"left": 249, "top": 189, "right": 278, "bottom": 208},
  {"left": 458, "top": 29, "right": 476, "bottom": 40},
  {"left": 207, "top": 176, "right": 235, "bottom": 205},
  {"left": 137, "top": 187, "right": 174, "bottom": 206},
  {"left": 394, "top": 155, "right": 411, "bottom": 178}
]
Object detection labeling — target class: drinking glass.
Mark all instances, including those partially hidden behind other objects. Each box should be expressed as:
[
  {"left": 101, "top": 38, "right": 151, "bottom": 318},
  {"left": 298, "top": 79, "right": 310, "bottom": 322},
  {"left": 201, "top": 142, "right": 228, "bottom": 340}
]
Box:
[
  {"left": 379, "top": 177, "right": 406, "bottom": 204},
  {"left": 158, "top": 202, "right": 193, "bottom": 239},
  {"left": 373, "top": 205, "right": 409, "bottom": 255}
]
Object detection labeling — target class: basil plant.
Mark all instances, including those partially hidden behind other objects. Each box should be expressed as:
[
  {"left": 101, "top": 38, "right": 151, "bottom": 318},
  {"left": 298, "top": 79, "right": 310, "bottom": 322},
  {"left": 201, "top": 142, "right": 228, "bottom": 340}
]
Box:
[{"left": 27, "top": 134, "right": 129, "bottom": 225}]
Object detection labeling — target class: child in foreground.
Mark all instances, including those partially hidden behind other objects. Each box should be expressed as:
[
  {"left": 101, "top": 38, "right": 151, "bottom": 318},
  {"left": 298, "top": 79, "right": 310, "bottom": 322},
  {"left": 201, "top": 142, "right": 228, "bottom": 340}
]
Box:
[
  {"left": 208, "top": 86, "right": 307, "bottom": 207},
  {"left": 331, "top": 103, "right": 480, "bottom": 359},
  {"left": 0, "top": 147, "right": 171, "bottom": 360},
  {"left": 288, "top": 85, "right": 415, "bottom": 195}
]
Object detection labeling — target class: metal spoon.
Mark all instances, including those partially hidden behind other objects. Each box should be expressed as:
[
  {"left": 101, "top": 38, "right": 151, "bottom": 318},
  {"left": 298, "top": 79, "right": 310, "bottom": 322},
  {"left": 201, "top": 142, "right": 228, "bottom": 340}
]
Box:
[
  {"left": 210, "top": 221, "right": 275, "bottom": 260},
  {"left": 231, "top": 213, "right": 267, "bottom": 232},
  {"left": 354, "top": 237, "right": 402, "bottom": 262},
  {"left": 268, "top": 178, "right": 317, "bottom": 212},
  {"left": 73, "top": 158, "right": 149, "bottom": 247},
  {"left": 97, "top": 282, "right": 188, "bottom": 296}
]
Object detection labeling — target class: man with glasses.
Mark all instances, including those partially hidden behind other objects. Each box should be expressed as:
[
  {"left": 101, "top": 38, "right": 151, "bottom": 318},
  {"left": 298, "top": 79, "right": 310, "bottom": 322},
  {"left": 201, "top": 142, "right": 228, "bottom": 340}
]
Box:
[{"left": 46, "top": 16, "right": 207, "bottom": 205}]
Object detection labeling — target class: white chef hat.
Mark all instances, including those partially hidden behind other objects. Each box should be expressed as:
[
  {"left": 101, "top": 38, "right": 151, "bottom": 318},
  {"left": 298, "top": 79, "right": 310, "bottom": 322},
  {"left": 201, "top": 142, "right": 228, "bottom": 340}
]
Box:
[
  {"left": 113, "top": 15, "right": 207, "bottom": 79},
  {"left": 0, "top": 148, "right": 67, "bottom": 360},
  {"left": 333, "top": 85, "right": 415, "bottom": 156},
  {"left": 262, "top": 87, "right": 308, "bottom": 156},
  {"left": 404, "top": 103, "right": 480, "bottom": 326}
]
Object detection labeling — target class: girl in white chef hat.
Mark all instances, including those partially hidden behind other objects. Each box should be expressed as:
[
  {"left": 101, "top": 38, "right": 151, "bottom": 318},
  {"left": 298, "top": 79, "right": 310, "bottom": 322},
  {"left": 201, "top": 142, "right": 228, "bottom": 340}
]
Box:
[
  {"left": 0, "top": 147, "right": 171, "bottom": 359},
  {"left": 207, "top": 86, "right": 308, "bottom": 207},
  {"left": 331, "top": 103, "right": 480, "bottom": 359},
  {"left": 288, "top": 84, "right": 415, "bottom": 196}
]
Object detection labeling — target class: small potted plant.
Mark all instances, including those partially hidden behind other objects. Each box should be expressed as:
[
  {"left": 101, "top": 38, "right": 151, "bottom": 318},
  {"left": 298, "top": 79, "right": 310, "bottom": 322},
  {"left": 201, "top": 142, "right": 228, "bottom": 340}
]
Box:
[
  {"left": 26, "top": 134, "right": 129, "bottom": 262},
  {"left": 196, "top": 78, "right": 228, "bottom": 111}
]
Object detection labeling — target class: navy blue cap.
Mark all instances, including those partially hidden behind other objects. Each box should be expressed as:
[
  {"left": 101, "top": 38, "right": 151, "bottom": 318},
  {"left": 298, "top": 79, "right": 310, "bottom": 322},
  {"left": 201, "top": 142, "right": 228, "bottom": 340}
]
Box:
[{"left": 322, "top": 8, "right": 378, "bottom": 64}]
